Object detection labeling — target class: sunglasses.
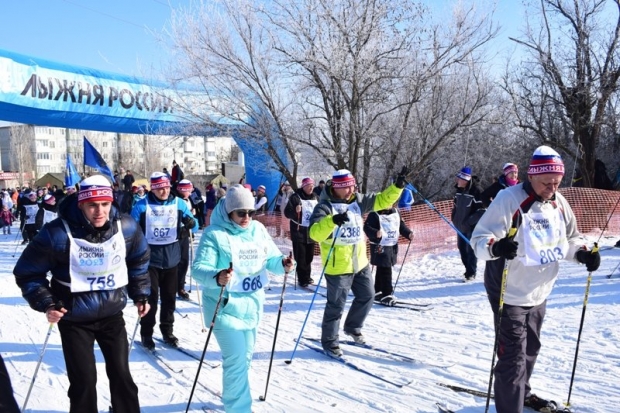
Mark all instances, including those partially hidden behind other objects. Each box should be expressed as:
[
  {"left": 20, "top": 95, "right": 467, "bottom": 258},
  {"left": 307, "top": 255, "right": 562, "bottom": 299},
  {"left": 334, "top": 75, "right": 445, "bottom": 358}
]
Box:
[{"left": 234, "top": 209, "right": 256, "bottom": 218}]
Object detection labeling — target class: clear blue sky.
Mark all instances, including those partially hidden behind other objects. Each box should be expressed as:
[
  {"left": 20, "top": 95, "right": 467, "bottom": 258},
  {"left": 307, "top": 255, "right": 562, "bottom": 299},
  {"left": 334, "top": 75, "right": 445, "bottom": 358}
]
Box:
[
  {"left": 0, "top": 0, "right": 185, "bottom": 77},
  {"left": 0, "top": 0, "right": 523, "bottom": 79}
]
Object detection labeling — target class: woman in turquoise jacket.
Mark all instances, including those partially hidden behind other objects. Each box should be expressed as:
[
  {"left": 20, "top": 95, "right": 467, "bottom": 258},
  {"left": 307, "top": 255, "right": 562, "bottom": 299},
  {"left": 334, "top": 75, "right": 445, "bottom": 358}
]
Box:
[{"left": 192, "top": 184, "right": 295, "bottom": 413}]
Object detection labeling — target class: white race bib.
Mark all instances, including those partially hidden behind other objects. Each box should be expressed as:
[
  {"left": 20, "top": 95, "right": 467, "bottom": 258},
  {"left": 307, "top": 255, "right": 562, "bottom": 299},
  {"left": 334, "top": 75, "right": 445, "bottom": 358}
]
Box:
[
  {"left": 520, "top": 209, "right": 569, "bottom": 266},
  {"left": 145, "top": 200, "right": 179, "bottom": 245},
  {"left": 24, "top": 205, "right": 38, "bottom": 225},
  {"left": 226, "top": 234, "right": 270, "bottom": 292},
  {"left": 65, "top": 220, "right": 128, "bottom": 293},
  {"left": 378, "top": 212, "right": 400, "bottom": 247},
  {"left": 332, "top": 203, "right": 364, "bottom": 245},
  {"left": 43, "top": 210, "right": 57, "bottom": 225},
  {"left": 300, "top": 199, "right": 318, "bottom": 227}
]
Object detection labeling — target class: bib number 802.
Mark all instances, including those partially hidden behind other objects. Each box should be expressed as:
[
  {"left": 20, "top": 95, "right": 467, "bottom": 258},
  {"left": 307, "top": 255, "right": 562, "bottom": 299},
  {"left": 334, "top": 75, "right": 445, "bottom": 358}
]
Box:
[{"left": 242, "top": 275, "right": 263, "bottom": 291}]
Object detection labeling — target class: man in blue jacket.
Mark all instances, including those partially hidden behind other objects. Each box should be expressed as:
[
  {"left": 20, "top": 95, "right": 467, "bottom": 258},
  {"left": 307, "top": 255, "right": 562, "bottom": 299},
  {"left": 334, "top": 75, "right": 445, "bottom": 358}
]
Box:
[
  {"left": 14, "top": 175, "right": 151, "bottom": 413},
  {"left": 131, "top": 172, "right": 197, "bottom": 349}
]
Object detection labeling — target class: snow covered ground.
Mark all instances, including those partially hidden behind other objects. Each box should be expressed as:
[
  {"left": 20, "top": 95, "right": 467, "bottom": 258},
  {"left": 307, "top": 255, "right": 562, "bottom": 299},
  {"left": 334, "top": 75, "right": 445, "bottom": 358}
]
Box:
[{"left": 1, "top": 223, "right": 619, "bottom": 413}]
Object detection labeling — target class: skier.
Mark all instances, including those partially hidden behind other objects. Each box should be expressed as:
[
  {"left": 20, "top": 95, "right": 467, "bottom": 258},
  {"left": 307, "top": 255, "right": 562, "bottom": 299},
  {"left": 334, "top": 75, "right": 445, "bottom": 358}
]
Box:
[
  {"left": 254, "top": 185, "right": 268, "bottom": 214},
  {"left": 451, "top": 166, "right": 484, "bottom": 281},
  {"left": 13, "top": 175, "right": 151, "bottom": 413},
  {"left": 471, "top": 146, "right": 600, "bottom": 413},
  {"left": 363, "top": 204, "right": 413, "bottom": 306},
  {"left": 131, "top": 172, "right": 197, "bottom": 350},
  {"left": 19, "top": 190, "right": 39, "bottom": 244},
  {"left": 192, "top": 184, "right": 295, "bottom": 413},
  {"left": 175, "top": 179, "right": 195, "bottom": 300},
  {"left": 480, "top": 163, "right": 520, "bottom": 207},
  {"left": 284, "top": 177, "right": 319, "bottom": 287},
  {"left": 308, "top": 167, "right": 407, "bottom": 357}
]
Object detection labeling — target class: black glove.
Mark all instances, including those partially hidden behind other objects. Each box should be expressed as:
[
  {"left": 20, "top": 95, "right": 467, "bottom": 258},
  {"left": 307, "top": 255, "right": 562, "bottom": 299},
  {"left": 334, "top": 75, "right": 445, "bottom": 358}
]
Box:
[
  {"left": 491, "top": 237, "right": 519, "bottom": 260},
  {"left": 133, "top": 295, "right": 148, "bottom": 306},
  {"left": 395, "top": 166, "right": 410, "bottom": 189},
  {"left": 182, "top": 215, "right": 196, "bottom": 229},
  {"left": 575, "top": 249, "right": 600, "bottom": 272},
  {"left": 332, "top": 212, "right": 350, "bottom": 226}
]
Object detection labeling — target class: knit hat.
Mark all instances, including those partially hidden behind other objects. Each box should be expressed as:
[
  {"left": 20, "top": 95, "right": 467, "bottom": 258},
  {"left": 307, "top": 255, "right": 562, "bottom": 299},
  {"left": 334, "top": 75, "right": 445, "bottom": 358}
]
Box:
[
  {"left": 257, "top": 185, "right": 266, "bottom": 192},
  {"left": 225, "top": 184, "right": 256, "bottom": 214},
  {"left": 332, "top": 169, "right": 356, "bottom": 189},
  {"left": 301, "top": 177, "right": 315, "bottom": 188},
  {"left": 78, "top": 175, "right": 113, "bottom": 203},
  {"left": 528, "top": 146, "right": 565, "bottom": 175},
  {"left": 150, "top": 171, "right": 171, "bottom": 189},
  {"left": 319, "top": 180, "right": 325, "bottom": 184},
  {"left": 243, "top": 184, "right": 252, "bottom": 190},
  {"left": 455, "top": 166, "right": 472, "bottom": 181},
  {"left": 503, "top": 163, "right": 518, "bottom": 175},
  {"left": 177, "top": 179, "right": 193, "bottom": 193},
  {"left": 132, "top": 185, "right": 139, "bottom": 193},
  {"left": 43, "top": 194, "right": 55, "bottom": 205}
]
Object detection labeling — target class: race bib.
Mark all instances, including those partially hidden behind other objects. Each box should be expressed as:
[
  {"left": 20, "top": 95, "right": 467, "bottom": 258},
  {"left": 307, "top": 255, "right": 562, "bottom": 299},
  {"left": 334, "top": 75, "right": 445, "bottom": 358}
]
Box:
[
  {"left": 379, "top": 212, "right": 400, "bottom": 247},
  {"left": 300, "top": 199, "right": 318, "bottom": 227},
  {"left": 145, "top": 200, "right": 179, "bottom": 245},
  {"left": 24, "top": 205, "right": 38, "bottom": 225},
  {"left": 226, "top": 235, "right": 270, "bottom": 292},
  {"left": 332, "top": 203, "right": 364, "bottom": 245},
  {"left": 521, "top": 209, "right": 569, "bottom": 266}
]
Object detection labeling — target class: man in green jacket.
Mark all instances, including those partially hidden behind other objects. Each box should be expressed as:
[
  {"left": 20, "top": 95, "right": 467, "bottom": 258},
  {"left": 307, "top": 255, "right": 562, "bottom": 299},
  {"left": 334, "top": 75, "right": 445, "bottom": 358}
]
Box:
[{"left": 309, "top": 167, "right": 408, "bottom": 357}]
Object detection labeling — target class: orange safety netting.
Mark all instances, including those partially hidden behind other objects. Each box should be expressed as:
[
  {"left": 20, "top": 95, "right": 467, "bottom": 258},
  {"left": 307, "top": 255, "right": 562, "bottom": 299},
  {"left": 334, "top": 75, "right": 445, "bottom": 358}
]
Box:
[{"left": 254, "top": 187, "right": 620, "bottom": 268}]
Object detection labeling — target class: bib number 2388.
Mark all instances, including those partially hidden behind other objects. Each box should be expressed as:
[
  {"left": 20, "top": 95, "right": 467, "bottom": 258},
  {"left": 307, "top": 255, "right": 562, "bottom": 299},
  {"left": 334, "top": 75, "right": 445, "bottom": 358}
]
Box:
[{"left": 340, "top": 227, "right": 360, "bottom": 238}]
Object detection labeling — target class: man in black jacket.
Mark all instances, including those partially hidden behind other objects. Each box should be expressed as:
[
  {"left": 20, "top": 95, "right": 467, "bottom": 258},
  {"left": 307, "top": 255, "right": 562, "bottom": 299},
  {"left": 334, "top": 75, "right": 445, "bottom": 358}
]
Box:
[
  {"left": 14, "top": 175, "right": 151, "bottom": 413},
  {"left": 284, "top": 177, "right": 319, "bottom": 287},
  {"left": 451, "top": 166, "right": 484, "bottom": 281}
]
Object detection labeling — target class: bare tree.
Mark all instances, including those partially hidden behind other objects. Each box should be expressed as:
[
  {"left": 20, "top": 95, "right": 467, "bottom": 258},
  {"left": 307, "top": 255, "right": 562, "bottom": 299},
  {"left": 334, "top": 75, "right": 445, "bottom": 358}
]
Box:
[
  {"left": 504, "top": 0, "right": 620, "bottom": 187},
  {"left": 162, "top": 0, "right": 498, "bottom": 191},
  {"left": 9, "top": 124, "right": 36, "bottom": 187}
]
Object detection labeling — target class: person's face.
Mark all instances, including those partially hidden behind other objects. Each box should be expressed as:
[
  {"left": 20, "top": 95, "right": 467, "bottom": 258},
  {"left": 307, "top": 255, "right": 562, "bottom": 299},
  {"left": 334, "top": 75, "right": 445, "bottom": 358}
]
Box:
[
  {"left": 180, "top": 190, "right": 191, "bottom": 199},
  {"left": 505, "top": 171, "right": 518, "bottom": 180},
  {"left": 152, "top": 187, "right": 170, "bottom": 200},
  {"left": 333, "top": 185, "right": 355, "bottom": 200},
  {"left": 230, "top": 209, "right": 255, "bottom": 228},
  {"left": 528, "top": 173, "right": 563, "bottom": 200},
  {"left": 66, "top": 187, "right": 76, "bottom": 195},
  {"left": 78, "top": 200, "right": 112, "bottom": 228},
  {"left": 302, "top": 184, "right": 314, "bottom": 195},
  {"left": 257, "top": 189, "right": 265, "bottom": 196},
  {"left": 456, "top": 177, "right": 469, "bottom": 188}
]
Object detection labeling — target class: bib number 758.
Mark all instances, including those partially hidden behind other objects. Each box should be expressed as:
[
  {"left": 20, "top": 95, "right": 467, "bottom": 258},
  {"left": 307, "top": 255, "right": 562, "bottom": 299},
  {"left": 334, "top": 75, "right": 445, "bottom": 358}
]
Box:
[{"left": 87, "top": 274, "right": 116, "bottom": 290}]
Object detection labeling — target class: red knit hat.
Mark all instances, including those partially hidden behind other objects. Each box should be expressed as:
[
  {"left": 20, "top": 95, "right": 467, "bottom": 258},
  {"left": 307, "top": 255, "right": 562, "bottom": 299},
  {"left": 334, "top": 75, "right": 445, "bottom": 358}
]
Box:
[
  {"left": 43, "top": 194, "right": 56, "bottom": 205},
  {"left": 528, "top": 146, "right": 565, "bottom": 175},
  {"left": 332, "top": 170, "right": 356, "bottom": 189},
  {"left": 177, "top": 179, "right": 193, "bottom": 193},
  {"left": 78, "top": 175, "right": 113, "bottom": 203},
  {"left": 150, "top": 172, "right": 171, "bottom": 189}
]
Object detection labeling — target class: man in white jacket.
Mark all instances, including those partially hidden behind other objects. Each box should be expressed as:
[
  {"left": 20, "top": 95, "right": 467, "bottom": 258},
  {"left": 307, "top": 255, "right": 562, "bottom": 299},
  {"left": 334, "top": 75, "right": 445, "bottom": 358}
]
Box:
[{"left": 470, "top": 146, "right": 600, "bottom": 413}]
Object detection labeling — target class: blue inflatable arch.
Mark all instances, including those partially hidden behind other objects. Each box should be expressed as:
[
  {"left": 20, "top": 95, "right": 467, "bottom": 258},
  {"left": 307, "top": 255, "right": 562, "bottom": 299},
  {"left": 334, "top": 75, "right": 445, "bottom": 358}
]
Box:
[{"left": 0, "top": 48, "right": 284, "bottom": 204}]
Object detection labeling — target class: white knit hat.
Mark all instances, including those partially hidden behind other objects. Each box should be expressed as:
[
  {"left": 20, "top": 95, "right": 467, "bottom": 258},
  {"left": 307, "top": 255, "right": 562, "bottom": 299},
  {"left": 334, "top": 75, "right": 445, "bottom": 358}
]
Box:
[{"left": 225, "top": 184, "right": 256, "bottom": 214}]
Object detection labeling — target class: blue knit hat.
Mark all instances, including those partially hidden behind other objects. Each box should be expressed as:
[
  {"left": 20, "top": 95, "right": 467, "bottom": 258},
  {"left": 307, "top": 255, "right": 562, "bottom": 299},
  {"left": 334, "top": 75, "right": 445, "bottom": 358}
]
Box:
[{"left": 455, "top": 166, "right": 472, "bottom": 181}]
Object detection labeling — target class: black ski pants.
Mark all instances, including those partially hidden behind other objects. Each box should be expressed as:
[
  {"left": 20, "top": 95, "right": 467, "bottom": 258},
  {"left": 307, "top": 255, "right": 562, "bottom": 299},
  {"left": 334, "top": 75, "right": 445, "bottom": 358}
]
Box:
[
  {"left": 488, "top": 299, "right": 546, "bottom": 413},
  {"left": 374, "top": 265, "right": 393, "bottom": 296},
  {"left": 141, "top": 266, "right": 178, "bottom": 337},
  {"left": 292, "top": 240, "right": 315, "bottom": 285},
  {"left": 0, "top": 354, "right": 19, "bottom": 413},
  {"left": 457, "top": 231, "right": 477, "bottom": 277},
  {"left": 58, "top": 312, "right": 140, "bottom": 413},
  {"left": 178, "top": 235, "right": 190, "bottom": 292}
]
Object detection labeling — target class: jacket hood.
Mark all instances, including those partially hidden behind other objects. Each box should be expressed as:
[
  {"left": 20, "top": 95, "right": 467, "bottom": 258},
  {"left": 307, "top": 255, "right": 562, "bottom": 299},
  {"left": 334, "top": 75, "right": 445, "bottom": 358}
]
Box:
[{"left": 210, "top": 198, "right": 254, "bottom": 235}]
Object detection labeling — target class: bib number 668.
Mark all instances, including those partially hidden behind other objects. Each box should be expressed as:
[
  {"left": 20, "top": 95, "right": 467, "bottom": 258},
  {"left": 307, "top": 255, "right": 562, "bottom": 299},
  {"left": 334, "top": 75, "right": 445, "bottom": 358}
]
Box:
[{"left": 242, "top": 275, "right": 263, "bottom": 291}]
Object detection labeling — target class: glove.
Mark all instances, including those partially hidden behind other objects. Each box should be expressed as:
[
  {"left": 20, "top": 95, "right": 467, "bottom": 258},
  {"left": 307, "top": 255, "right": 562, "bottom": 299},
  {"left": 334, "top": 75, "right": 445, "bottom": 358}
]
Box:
[
  {"left": 332, "top": 212, "right": 350, "bottom": 226},
  {"left": 575, "top": 249, "right": 601, "bottom": 272},
  {"left": 491, "top": 237, "right": 519, "bottom": 260},
  {"left": 395, "top": 166, "right": 410, "bottom": 189},
  {"left": 182, "top": 215, "right": 196, "bottom": 229},
  {"left": 133, "top": 295, "right": 148, "bottom": 306}
]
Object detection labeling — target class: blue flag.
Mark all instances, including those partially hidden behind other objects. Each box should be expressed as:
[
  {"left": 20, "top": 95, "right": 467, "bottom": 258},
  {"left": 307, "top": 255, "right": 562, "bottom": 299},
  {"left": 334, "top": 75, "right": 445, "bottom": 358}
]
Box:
[
  {"left": 83, "top": 136, "right": 114, "bottom": 181},
  {"left": 64, "top": 153, "right": 81, "bottom": 187}
]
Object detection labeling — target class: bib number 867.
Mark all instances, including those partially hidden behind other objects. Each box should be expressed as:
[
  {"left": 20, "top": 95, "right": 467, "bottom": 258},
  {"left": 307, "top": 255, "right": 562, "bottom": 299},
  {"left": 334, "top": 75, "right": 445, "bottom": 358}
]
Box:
[{"left": 242, "top": 275, "right": 263, "bottom": 291}]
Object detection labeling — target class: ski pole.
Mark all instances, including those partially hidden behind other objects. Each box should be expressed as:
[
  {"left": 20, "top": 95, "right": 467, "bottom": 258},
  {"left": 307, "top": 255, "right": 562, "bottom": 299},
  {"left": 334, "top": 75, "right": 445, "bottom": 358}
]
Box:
[
  {"left": 188, "top": 233, "right": 194, "bottom": 293},
  {"left": 405, "top": 183, "right": 471, "bottom": 245},
  {"left": 12, "top": 221, "right": 26, "bottom": 258},
  {"left": 392, "top": 238, "right": 412, "bottom": 295},
  {"left": 260, "top": 252, "right": 293, "bottom": 402},
  {"left": 127, "top": 315, "right": 141, "bottom": 356},
  {"left": 485, "top": 227, "right": 517, "bottom": 413},
  {"left": 22, "top": 301, "right": 64, "bottom": 412},
  {"left": 564, "top": 244, "right": 598, "bottom": 411},
  {"left": 195, "top": 279, "right": 207, "bottom": 332},
  {"left": 185, "top": 262, "right": 231, "bottom": 413},
  {"left": 286, "top": 226, "right": 341, "bottom": 364}
]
